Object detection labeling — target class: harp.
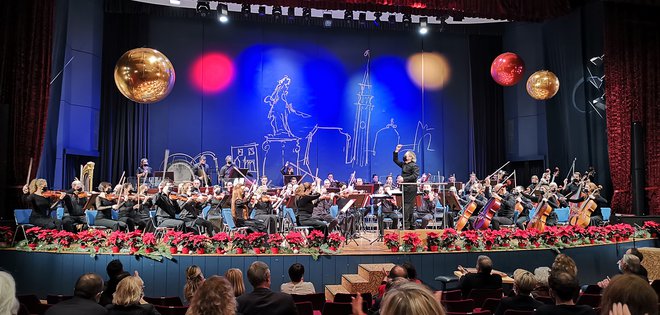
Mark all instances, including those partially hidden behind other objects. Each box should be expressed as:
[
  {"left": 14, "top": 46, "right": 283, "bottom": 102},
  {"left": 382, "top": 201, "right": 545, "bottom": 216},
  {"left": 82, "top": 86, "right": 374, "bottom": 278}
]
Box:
[{"left": 81, "top": 162, "right": 95, "bottom": 192}]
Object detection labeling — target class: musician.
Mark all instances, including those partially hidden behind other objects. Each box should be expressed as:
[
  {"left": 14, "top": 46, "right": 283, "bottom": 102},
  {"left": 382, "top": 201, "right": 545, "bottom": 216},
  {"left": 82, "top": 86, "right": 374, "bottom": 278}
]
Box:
[
  {"left": 311, "top": 187, "right": 339, "bottom": 233},
  {"left": 136, "top": 158, "right": 152, "bottom": 178},
  {"left": 178, "top": 182, "right": 216, "bottom": 235},
  {"left": 566, "top": 182, "right": 607, "bottom": 226},
  {"left": 378, "top": 185, "right": 399, "bottom": 233},
  {"left": 512, "top": 186, "right": 535, "bottom": 229},
  {"left": 384, "top": 175, "right": 394, "bottom": 188},
  {"left": 231, "top": 184, "right": 250, "bottom": 227},
  {"left": 116, "top": 183, "right": 147, "bottom": 231},
  {"left": 285, "top": 176, "right": 299, "bottom": 193},
  {"left": 459, "top": 184, "right": 488, "bottom": 231},
  {"left": 463, "top": 173, "right": 478, "bottom": 197},
  {"left": 218, "top": 155, "right": 233, "bottom": 180},
  {"left": 61, "top": 180, "right": 87, "bottom": 231},
  {"left": 326, "top": 173, "right": 339, "bottom": 188},
  {"left": 281, "top": 162, "right": 295, "bottom": 176},
  {"left": 153, "top": 181, "right": 185, "bottom": 229},
  {"left": 207, "top": 186, "right": 226, "bottom": 216},
  {"left": 523, "top": 184, "right": 560, "bottom": 228},
  {"left": 295, "top": 183, "right": 327, "bottom": 235},
  {"left": 95, "top": 182, "right": 128, "bottom": 231},
  {"left": 393, "top": 145, "right": 420, "bottom": 230},
  {"left": 336, "top": 188, "right": 358, "bottom": 237},
  {"left": 394, "top": 175, "right": 404, "bottom": 190},
  {"left": 414, "top": 184, "right": 437, "bottom": 229},
  {"left": 22, "top": 179, "right": 64, "bottom": 229},
  {"left": 488, "top": 185, "right": 515, "bottom": 230},
  {"left": 252, "top": 194, "right": 279, "bottom": 234},
  {"left": 444, "top": 186, "right": 461, "bottom": 228},
  {"left": 193, "top": 155, "right": 211, "bottom": 186},
  {"left": 561, "top": 172, "right": 582, "bottom": 197},
  {"left": 527, "top": 175, "right": 539, "bottom": 192},
  {"left": 540, "top": 169, "right": 551, "bottom": 184},
  {"left": 371, "top": 174, "right": 381, "bottom": 185}
]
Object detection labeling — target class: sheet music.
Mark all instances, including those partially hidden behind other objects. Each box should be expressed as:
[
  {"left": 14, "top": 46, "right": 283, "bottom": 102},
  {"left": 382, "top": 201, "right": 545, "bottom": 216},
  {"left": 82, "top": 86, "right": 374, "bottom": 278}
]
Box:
[{"left": 340, "top": 199, "right": 354, "bottom": 213}]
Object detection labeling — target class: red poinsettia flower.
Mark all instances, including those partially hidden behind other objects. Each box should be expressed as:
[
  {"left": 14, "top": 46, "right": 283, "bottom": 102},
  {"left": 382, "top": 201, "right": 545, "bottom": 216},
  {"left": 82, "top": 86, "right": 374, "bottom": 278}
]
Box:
[
  {"left": 384, "top": 233, "right": 400, "bottom": 248},
  {"left": 307, "top": 230, "right": 325, "bottom": 248},
  {"left": 326, "top": 232, "right": 345, "bottom": 248},
  {"left": 267, "top": 233, "right": 283, "bottom": 247},
  {"left": 285, "top": 231, "right": 305, "bottom": 248},
  {"left": 247, "top": 232, "right": 268, "bottom": 248}
]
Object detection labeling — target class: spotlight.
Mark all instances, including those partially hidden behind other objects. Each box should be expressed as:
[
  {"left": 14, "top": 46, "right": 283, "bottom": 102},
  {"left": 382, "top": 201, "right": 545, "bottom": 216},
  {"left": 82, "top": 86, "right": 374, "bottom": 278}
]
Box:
[
  {"left": 590, "top": 55, "right": 604, "bottom": 66},
  {"left": 217, "top": 3, "right": 228, "bottom": 23},
  {"left": 272, "top": 5, "right": 282, "bottom": 18},
  {"left": 591, "top": 95, "right": 606, "bottom": 111},
  {"left": 303, "top": 7, "right": 311, "bottom": 20},
  {"left": 169, "top": 0, "right": 180, "bottom": 5},
  {"left": 344, "top": 10, "right": 353, "bottom": 20},
  {"left": 358, "top": 12, "right": 366, "bottom": 25},
  {"left": 287, "top": 7, "right": 295, "bottom": 20},
  {"left": 388, "top": 14, "right": 396, "bottom": 23},
  {"left": 419, "top": 17, "right": 428, "bottom": 35},
  {"left": 196, "top": 0, "right": 210, "bottom": 17},
  {"left": 323, "top": 12, "right": 333, "bottom": 28},
  {"left": 402, "top": 13, "right": 411, "bottom": 26},
  {"left": 241, "top": 3, "right": 250, "bottom": 16},
  {"left": 374, "top": 12, "right": 382, "bottom": 26}
]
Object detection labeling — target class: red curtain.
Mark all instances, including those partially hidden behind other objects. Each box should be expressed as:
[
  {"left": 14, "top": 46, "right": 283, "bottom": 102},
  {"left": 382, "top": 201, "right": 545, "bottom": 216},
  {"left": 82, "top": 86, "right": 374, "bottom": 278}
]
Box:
[
  {"left": 0, "top": 0, "right": 54, "bottom": 209},
  {"left": 604, "top": 3, "right": 660, "bottom": 214}
]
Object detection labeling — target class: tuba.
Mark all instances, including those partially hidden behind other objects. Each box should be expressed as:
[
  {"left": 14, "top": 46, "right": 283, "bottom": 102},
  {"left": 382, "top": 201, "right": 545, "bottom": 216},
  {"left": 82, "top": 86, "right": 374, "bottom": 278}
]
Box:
[{"left": 81, "top": 162, "right": 95, "bottom": 192}]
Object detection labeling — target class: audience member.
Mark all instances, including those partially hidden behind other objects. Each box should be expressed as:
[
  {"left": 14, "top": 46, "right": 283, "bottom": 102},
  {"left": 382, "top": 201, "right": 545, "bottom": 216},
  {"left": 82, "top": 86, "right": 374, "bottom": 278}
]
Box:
[
  {"left": 186, "top": 276, "right": 236, "bottom": 315},
  {"left": 534, "top": 271, "right": 595, "bottom": 315},
  {"left": 45, "top": 273, "right": 107, "bottom": 315},
  {"left": 0, "top": 271, "right": 19, "bottom": 315},
  {"left": 100, "top": 260, "right": 131, "bottom": 306},
  {"left": 599, "top": 274, "right": 657, "bottom": 315},
  {"left": 354, "top": 281, "right": 445, "bottom": 315},
  {"left": 626, "top": 248, "right": 649, "bottom": 279},
  {"left": 532, "top": 267, "right": 551, "bottom": 298},
  {"left": 598, "top": 254, "right": 645, "bottom": 288},
  {"left": 224, "top": 268, "right": 245, "bottom": 297},
  {"left": 236, "top": 261, "right": 297, "bottom": 315},
  {"left": 551, "top": 254, "right": 578, "bottom": 277},
  {"left": 458, "top": 255, "right": 503, "bottom": 298},
  {"left": 107, "top": 276, "right": 159, "bottom": 315},
  {"left": 377, "top": 265, "right": 408, "bottom": 298},
  {"left": 280, "top": 263, "right": 315, "bottom": 295},
  {"left": 183, "top": 265, "right": 205, "bottom": 303},
  {"left": 402, "top": 262, "right": 422, "bottom": 284},
  {"left": 495, "top": 269, "right": 543, "bottom": 315}
]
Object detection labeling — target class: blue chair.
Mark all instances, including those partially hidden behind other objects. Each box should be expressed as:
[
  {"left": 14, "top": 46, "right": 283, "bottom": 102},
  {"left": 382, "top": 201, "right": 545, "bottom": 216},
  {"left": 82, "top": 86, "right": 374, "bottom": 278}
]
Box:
[
  {"left": 555, "top": 207, "right": 570, "bottom": 224},
  {"left": 330, "top": 205, "right": 339, "bottom": 218},
  {"left": 250, "top": 209, "right": 256, "bottom": 219},
  {"left": 50, "top": 207, "right": 64, "bottom": 220},
  {"left": 221, "top": 208, "right": 248, "bottom": 235},
  {"left": 85, "top": 210, "right": 108, "bottom": 230},
  {"left": 111, "top": 209, "right": 119, "bottom": 220},
  {"left": 601, "top": 207, "right": 612, "bottom": 224},
  {"left": 12, "top": 209, "right": 33, "bottom": 245},
  {"left": 201, "top": 205, "right": 212, "bottom": 220}
]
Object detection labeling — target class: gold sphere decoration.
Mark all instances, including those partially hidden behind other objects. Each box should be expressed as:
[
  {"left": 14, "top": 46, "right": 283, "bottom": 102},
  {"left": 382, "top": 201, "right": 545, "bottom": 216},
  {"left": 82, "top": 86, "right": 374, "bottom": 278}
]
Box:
[
  {"left": 526, "top": 70, "right": 560, "bottom": 100},
  {"left": 114, "top": 48, "right": 175, "bottom": 104}
]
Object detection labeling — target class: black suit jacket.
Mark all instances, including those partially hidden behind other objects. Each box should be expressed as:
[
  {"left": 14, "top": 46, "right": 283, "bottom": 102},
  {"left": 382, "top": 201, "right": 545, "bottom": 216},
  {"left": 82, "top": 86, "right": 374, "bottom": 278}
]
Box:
[
  {"left": 237, "top": 287, "right": 298, "bottom": 315},
  {"left": 534, "top": 304, "right": 597, "bottom": 315},
  {"left": 459, "top": 272, "right": 503, "bottom": 298},
  {"left": 106, "top": 304, "right": 160, "bottom": 315},
  {"left": 495, "top": 295, "right": 544, "bottom": 315},
  {"left": 44, "top": 297, "right": 108, "bottom": 315}
]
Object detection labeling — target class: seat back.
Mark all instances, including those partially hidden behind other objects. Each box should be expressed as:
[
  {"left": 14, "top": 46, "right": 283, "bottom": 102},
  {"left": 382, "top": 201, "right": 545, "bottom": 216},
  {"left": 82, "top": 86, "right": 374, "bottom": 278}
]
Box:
[
  {"left": 330, "top": 205, "right": 338, "bottom": 218},
  {"left": 602, "top": 207, "right": 612, "bottom": 221},
  {"left": 442, "top": 299, "right": 476, "bottom": 313},
  {"left": 321, "top": 301, "right": 352, "bottom": 315},
  {"left": 201, "top": 205, "right": 212, "bottom": 219},
  {"left": 16, "top": 295, "right": 41, "bottom": 314},
  {"left": 536, "top": 295, "right": 554, "bottom": 305},
  {"left": 295, "top": 301, "right": 314, "bottom": 315},
  {"left": 583, "top": 284, "right": 603, "bottom": 295},
  {"left": 576, "top": 293, "right": 602, "bottom": 307},
  {"left": 333, "top": 293, "right": 371, "bottom": 312},
  {"left": 50, "top": 207, "right": 64, "bottom": 220},
  {"left": 85, "top": 210, "right": 98, "bottom": 226},
  {"left": 481, "top": 298, "right": 501, "bottom": 314},
  {"left": 143, "top": 296, "right": 184, "bottom": 306},
  {"left": 467, "top": 288, "right": 503, "bottom": 308},
  {"left": 291, "top": 293, "right": 326, "bottom": 311},
  {"left": 153, "top": 305, "right": 188, "bottom": 315},
  {"left": 441, "top": 289, "right": 463, "bottom": 301},
  {"left": 250, "top": 209, "right": 256, "bottom": 219},
  {"left": 555, "top": 207, "right": 570, "bottom": 223},
  {"left": 46, "top": 294, "right": 73, "bottom": 304},
  {"left": 112, "top": 209, "right": 119, "bottom": 220},
  {"left": 14, "top": 209, "right": 32, "bottom": 225}
]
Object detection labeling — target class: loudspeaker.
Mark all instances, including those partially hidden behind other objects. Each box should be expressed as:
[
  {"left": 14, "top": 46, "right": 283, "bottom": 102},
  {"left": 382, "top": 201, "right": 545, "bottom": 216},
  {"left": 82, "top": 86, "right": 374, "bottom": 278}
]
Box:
[{"left": 631, "top": 122, "right": 646, "bottom": 216}]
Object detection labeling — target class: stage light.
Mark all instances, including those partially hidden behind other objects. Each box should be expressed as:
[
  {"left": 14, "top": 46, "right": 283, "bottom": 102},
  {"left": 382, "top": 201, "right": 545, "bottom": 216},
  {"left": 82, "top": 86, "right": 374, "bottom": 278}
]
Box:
[
  {"left": 374, "top": 12, "right": 382, "bottom": 26},
  {"left": 323, "top": 12, "right": 333, "bottom": 28},
  {"left": 590, "top": 55, "right": 604, "bottom": 66},
  {"left": 344, "top": 10, "right": 353, "bottom": 20},
  {"left": 591, "top": 94, "right": 606, "bottom": 111},
  {"left": 402, "top": 13, "right": 411, "bottom": 27},
  {"left": 419, "top": 17, "right": 428, "bottom": 35},
  {"left": 217, "top": 3, "right": 228, "bottom": 23},
  {"left": 196, "top": 0, "right": 210, "bottom": 17},
  {"left": 272, "top": 5, "right": 282, "bottom": 18},
  {"left": 241, "top": 3, "right": 250, "bottom": 16},
  {"left": 303, "top": 7, "right": 311, "bottom": 20},
  {"left": 388, "top": 14, "right": 396, "bottom": 23},
  {"left": 287, "top": 7, "right": 295, "bottom": 20},
  {"left": 258, "top": 5, "right": 266, "bottom": 16},
  {"left": 169, "top": 0, "right": 180, "bottom": 5}
]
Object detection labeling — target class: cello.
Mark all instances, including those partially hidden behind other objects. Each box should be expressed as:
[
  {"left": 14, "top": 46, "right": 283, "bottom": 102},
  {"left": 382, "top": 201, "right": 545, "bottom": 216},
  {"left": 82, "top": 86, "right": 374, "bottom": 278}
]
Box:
[
  {"left": 455, "top": 196, "right": 478, "bottom": 231},
  {"left": 571, "top": 184, "right": 602, "bottom": 228},
  {"left": 473, "top": 172, "right": 515, "bottom": 230},
  {"left": 528, "top": 188, "right": 553, "bottom": 231}
]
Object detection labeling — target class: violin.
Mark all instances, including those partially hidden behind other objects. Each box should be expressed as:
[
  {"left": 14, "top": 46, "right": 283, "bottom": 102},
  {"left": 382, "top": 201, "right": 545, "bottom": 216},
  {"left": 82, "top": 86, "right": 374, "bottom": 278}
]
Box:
[
  {"left": 75, "top": 191, "right": 89, "bottom": 198},
  {"left": 104, "top": 193, "right": 119, "bottom": 201},
  {"left": 42, "top": 190, "right": 65, "bottom": 198}
]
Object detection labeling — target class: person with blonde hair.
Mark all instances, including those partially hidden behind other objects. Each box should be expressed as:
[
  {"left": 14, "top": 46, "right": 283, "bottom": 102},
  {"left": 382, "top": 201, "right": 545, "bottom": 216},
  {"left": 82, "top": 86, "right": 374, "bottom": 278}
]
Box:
[
  {"left": 495, "top": 269, "right": 542, "bottom": 315},
  {"left": 369, "top": 281, "right": 444, "bottom": 315},
  {"left": 22, "top": 178, "right": 63, "bottom": 229},
  {"left": 393, "top": 145, "right": 419, "bottom": 230},
  {"left": 107, "top": 276, "right": 158, "bottom": 315},
  {"left": 224, "top": 268, "right": 245, "bottom": 297},
  {"left": 186, "top": 276, "right": 236, "bottom": 315},
  {"left": 184, "top": 265, "right": 205, "bottom": 303},
  {"left": 551, "top": 254, "right": 578, "bottom": 277},
  {"left": 0, "top": 271, "right": 19, "bottom": 315}
]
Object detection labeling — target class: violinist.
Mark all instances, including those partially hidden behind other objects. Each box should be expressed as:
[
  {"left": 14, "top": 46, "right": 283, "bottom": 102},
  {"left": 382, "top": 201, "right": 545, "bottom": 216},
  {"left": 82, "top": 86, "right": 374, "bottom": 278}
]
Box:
[
  {"left": 394, "top": 175, "right": 404, "bottom": 190},
  {"left": 486, "top": 184, "right": 516, "bottom": 230},
  {"left": 378, "top": 185, "right": 399, "bottom": 233},
  {"left": 95, "top": 182, "right": 128, "bottom": 231},
  {"left": 207, "top": 185, "right": 226, "bottom": 216},
  {"left": 295, "top": 182, "right": 327, "bottom": 235},
  {"left": 231, "top": 184, "right": 250, "bottom": 227},
  {"left": 116, "top": 183, "right": 148, "bottom": 231},
  {"left": 566, "top": 182, "right": 607, "bottom": 226},
  {"left": 414, "top": 185, "right": 437, "bottom": 229},
  {"left": 384, "top": 175, "right": 394, "bottom": 189},
  {"left": 393, "top": 144, "right": 420, "bottom": 230},
  {"left": 136, "top": 158, "right": 152, "bottom": 178},
  {"left": 22, "top": 178, "right": 64, "bottom": 229},
  {"left": 527, "top": 175, "right": 539, "bottom": 192},
  {"left": 522, "top": 184, "right": 560, "bottom": 228},
  {"left": 311, "top": 186, "right": 339, "bottom": 234},
  {"left": 153, "top": 180, "right": 185, "bottom": 230},
  {"left": 61, "top": 180, "right": 87, "bottom": 231},
  {"left": 326, "top": 173, "right": 339, "bottom": 188},
  {"left": 193, "top": 155, "right": 211, "bottom": 187},
  {"left": 178, "top": 182, "right": 217, "bottom": 235},
  {"left": 191, "top": 179, "right": 202, "bottom": 194},
  {"left": 252, "top": 193, "right": 279, "bottom": 234},
  {"left": 512, "top": 186, "right": 534, "bottom": 229}
]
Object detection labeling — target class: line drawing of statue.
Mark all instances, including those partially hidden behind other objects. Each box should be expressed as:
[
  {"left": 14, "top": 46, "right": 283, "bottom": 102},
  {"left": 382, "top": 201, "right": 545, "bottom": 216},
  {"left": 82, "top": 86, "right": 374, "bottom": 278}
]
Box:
[{"left": 264, "top": 75, "right": 311, "bottom": 137}]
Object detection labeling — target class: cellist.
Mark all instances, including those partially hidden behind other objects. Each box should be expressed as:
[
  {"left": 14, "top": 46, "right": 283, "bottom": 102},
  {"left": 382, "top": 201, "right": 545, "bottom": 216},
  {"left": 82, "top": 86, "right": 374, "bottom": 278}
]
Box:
[
  {"left": 523, "top": 183, "right": 562, "bottom": 228},
  {"left": 488, "top": 184, "right": 516, "bottom": 230},
  {"left": 512, "top": 186, "right": 535, "bottom": 229},
  {"left": 458, "top": 183, "right": 487, "bottom": 230},
  {"left": 566, "top": 182, "right": 607, "bottom": 226}
]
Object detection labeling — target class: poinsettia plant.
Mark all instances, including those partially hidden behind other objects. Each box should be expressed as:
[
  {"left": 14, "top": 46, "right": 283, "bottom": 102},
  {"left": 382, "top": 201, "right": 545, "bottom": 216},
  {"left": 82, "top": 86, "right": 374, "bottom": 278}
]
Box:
[
  {"left": 164, "top": 230, "right": 184, "bottom": 248},
  {"left": 141, "top": 233, "right": 157, "bottom": 251},
  {"left": 127, "top": 230, "right": 144, "bottom": 251},
  {"left": 611, "top": 223, "right": 635, "bottom": 241},
  {"left": 188, "top": 234, "right": 210, "bottom": 252},
  {"left": 402, "top": 232, "right": 422, "bottom": 252},
  {"left": 25, "top": 227, "right": 43, "bottom": 245},
  {"left": 326, "top": 232, "right": 345, "bottom": 249},
  {"left": 107, "top": 230, "right": 128, "bottom": 248},
  {"left": 267, "top": 233, "right": 284, "bottom": 247},
  {"left": 54, "top": 230, "right": 77, "bottom": 247},
  {"left": 643, "top": 221, "right": 660, "bottom": 237},
  {"left": 232, "top": 233, "right": 250, "bottom": 250},
  {"left": 426, "top": 232, "right": 440, "bottom": 247},
  {"left": 0, "top": 226, "right": 14, "bottom": 245},
  {"left": 285, "top": 231, "right": 305, "bottom": 249},
  {"left": 460, "top": 230, "right": 481, "bottom": 250},
  {"left": 247, "top": 232, "right": 268, "bottom": 249},
  {"left": 384, "top": 233, "right": 400, "bottom": 249},
  {"left": 211, "top": 232, "right": 231, "bottom": 249},
  {"left": 440, "top": 228, "right": 459, "bottom": 249},
  {"left": 307, "top": 230, "right": 325, "bottom": 248},
  {"left": 585, "top": 226, "right": 606, "bottom": 244}
]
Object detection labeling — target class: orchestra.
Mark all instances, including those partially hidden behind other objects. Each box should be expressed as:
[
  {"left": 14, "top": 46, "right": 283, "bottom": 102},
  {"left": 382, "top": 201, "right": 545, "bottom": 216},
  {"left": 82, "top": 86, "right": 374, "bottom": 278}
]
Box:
[{"left": 20, "top": 147, "right": 611, "bottom": 243}]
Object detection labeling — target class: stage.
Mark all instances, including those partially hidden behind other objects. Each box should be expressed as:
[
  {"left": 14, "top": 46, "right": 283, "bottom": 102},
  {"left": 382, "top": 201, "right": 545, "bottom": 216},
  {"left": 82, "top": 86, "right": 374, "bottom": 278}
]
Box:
[{"left": 1, "top": 237, "right": 656, "bottom": 300}]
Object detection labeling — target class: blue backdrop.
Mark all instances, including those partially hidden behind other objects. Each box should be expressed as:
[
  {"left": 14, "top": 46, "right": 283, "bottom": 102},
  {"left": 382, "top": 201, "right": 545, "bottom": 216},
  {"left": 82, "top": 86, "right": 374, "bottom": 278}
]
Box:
[{"left": 147, "top": 17, "right": 473, "bottom": 184}]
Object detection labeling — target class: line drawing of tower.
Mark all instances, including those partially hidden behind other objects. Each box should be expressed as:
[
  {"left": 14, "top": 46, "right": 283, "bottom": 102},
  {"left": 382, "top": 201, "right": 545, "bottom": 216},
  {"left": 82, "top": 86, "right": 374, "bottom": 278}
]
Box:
[{"left": 351, "top": 50, "right": 374, "bottom": 167}]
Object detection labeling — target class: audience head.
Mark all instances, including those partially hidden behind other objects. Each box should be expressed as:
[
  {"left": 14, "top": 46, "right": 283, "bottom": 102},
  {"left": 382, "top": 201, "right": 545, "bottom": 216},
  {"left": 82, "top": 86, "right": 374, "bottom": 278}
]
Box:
[
  {"left": 533, "top": 267, "right": 551, "bottom": 288},
  {"left": 380, "top": 281, "right": 445, "bottom": 315},
  {"left": 247, "top": 261, "right": 271, "bottom": 289},
  {"left": 513, "top": 269, "right": 537, "bottom": 296},
  {"left": 389, "top": 265, "right": 408, "bottom": 280},
  {"left": 112, "top": 276, "right": 144, "bottom": 306},
  {"left": 288, "top": 263, "right": 306, "bottom": 283},
  {"left": 224, "top": 268, "right": 245, "bottom": 297},
  {"left": 0, "top": 271, "right": 19, "bottom": 315},
  {"left": 401, "top": 262, "right": 418, "bottom": 281},
  {"left": 618, "top": 254, "right": 641, "bottom": 274},
  {"left": 548, "top": 271, "right": 579, "bottom": 303},
  {"left": 74, "top": 273, "right": 104, "bottom": 302},
  {"left": 600, "top": 274, "right": 657, "bottom": 315},
  {"left": 187, "top": 276, "right": 236, "bottom": 315},
  {"left": 107, "top": 259, "right": 124, "bottom": 278},
  {"left": 476, "top": 255, "right": 493, "bottom": 274},
  {"left": 551, "top": 254, "right": 578, "bottom": 276},
  {"left": 184, "top": 265, "right": 205, "bottom": 302},
  {"left": 626, "top": 248, "right": 644, "bottom": 262}
]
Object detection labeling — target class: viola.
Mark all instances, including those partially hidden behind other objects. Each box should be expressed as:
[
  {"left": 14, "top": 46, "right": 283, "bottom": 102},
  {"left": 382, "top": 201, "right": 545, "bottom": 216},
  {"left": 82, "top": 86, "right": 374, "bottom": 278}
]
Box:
[{"left": 75, "top": 191, "right": 90, "bottom": 198}]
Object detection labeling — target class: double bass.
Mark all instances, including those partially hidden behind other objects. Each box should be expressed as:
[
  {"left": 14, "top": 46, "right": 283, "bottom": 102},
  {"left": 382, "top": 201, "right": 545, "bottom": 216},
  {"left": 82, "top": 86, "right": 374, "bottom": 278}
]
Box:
[
  {"left": 528, "top": 189, "right": 553, "bottom": 231},
  {"left": 570, "top": 184, "right": 602, "bottom": 228}
]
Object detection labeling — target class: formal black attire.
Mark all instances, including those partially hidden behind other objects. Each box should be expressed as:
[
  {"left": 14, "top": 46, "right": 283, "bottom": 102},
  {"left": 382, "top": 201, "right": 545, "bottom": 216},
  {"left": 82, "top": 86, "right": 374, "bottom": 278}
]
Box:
[
  {"left": 515, "top": 195, "right": 535, "bottom": 229},
  {"left": 176, "top": 196, "right": 215, "bottom": 234},
  {"left": 490, "top": 193, "right": 516, "bottom": 230},
  {"left": 494, "top": 295, "right": 544, "bottom": 315},
  {"left": 393, "top": 151, "right": 420, "bottom": 229},
  {"left": 44, "top": 296, "right": 108, "bottom": 315},
  {"left": 414, "top": 196, "right": 436, "bottom": 228},
  {"left": 218, "top": 163, "right": 233, "bottom": 186},
  {"left": 336, "top": 196, "right": 359, "bottom": 236},
  {"left": 522, "top": 192, "right": 560, "bottom": 227},
  {"left": 296, "top": 193, "right": 327, "bottom": 234},
  {"left": 459, "top": 272, "right": 503, "bottom": 298},
  {"left": 136, "top": 165, "right": 152, "bottom": 178},
  {"left": 561, "top": 181, "right": 580, "bottom": 197},
  {"left": 253, "top": 199, "right": 278, "bottom": 234},
  {"left": 95, "top": 197, "right": 127, "bottom": 230},
  {"left": 106, "top": 304, "right": 160, "bottom": 315},
  {"left": 566, "top": 195, "right": 608, "bottom": 226},
  {"left": 460, "top": 194, "right": 488, "bottom": 230},
  {"left": 312, "top": 197, "right": 338, "bottom": 232},
  {"left": 62, "top": 190, "right": 87, "bottom": 231},
  {"left": 534, "top": 304, "right": 596, "bottom": 315},
  {"left": 193, "top": 162, "right": 211, "bottom": 186},
  {"left": 236, "top": 287, "right": 298, "bottom": 315},
  {"left": 25, "top": 193, "right": 62, "bottom": 229},
  {"left": 378, "top": 196, "right": 399, "bottom": 232},
  {"left": 153, "top": 193, "right": 185, "bottom": 229}
]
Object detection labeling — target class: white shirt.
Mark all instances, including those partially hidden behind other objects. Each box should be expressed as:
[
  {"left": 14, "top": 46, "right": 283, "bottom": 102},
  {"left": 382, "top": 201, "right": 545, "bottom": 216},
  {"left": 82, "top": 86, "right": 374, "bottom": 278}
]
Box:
[{"left": 280, "top": 281, "right": 316, "bottom": 295}]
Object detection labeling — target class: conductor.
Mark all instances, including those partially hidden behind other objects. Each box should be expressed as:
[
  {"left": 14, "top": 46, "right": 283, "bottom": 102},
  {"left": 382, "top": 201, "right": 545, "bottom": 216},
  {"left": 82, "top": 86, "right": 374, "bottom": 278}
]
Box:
[{"left": 393, "top": 144, "right": 420, "bottom": 230}]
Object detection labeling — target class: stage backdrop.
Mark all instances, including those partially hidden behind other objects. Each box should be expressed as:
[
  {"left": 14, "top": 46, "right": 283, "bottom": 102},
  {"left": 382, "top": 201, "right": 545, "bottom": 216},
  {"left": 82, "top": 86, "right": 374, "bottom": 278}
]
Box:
[{"left": 138, "top": 16, "right": 480, "bottom": 184}]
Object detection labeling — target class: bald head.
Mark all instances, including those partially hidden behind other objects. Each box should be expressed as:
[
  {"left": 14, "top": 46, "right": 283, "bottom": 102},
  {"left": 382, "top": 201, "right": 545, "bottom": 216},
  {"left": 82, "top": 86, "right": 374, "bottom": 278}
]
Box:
[
  {"left": 389, "top": 265, "right": 408, "bottom": 280},
  {"left": 74, "top": 273, "right": 104, "bottom": 301}
]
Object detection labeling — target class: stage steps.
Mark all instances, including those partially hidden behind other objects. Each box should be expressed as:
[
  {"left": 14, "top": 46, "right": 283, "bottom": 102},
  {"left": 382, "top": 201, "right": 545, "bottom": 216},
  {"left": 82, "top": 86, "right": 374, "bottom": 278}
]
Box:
[{"left": 324, "top": 263, "right": 394, "bottom": 300}]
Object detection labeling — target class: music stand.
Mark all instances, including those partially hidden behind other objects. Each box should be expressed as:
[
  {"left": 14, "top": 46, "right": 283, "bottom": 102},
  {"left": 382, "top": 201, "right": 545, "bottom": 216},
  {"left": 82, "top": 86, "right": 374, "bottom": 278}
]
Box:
[
  {"left": 283, "top": 174, "right": 302, "bottom": 185},
  {"left": 354, "top": 184, "right": 375, "bottom": 194},
  {"left": 154, "top": 171, "right": 174, "bottom": 182},
  {"left": 229, "top": 168, "right": 250, "bottom": 179},
  {"left": 326, "top": 187, "right": 340, "bottom": 193},
  {"left": 369, "top": 194, "right": 395, "bottom": 244},
  {"left": 83, "top": 193, "right": 99, "bottom": 210},
  {"left": 438, "top": 192, "right": 462, "bottom": 211}
]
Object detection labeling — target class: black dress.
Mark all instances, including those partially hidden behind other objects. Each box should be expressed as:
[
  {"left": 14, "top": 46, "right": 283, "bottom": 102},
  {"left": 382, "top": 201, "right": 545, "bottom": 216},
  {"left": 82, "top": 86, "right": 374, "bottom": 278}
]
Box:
[
  {"left": 95, "top": 196, "right": 127, "bottom": 231},
  {"left": 26, "top": 194, "right": 62, "bottom": 229}
]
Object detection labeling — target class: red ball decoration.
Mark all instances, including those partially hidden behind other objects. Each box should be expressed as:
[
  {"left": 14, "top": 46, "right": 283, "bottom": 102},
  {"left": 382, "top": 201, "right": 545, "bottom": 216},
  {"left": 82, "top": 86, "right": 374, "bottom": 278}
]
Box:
[{"left": 490, "top": 52, "right": 525, "bottom": 86}]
